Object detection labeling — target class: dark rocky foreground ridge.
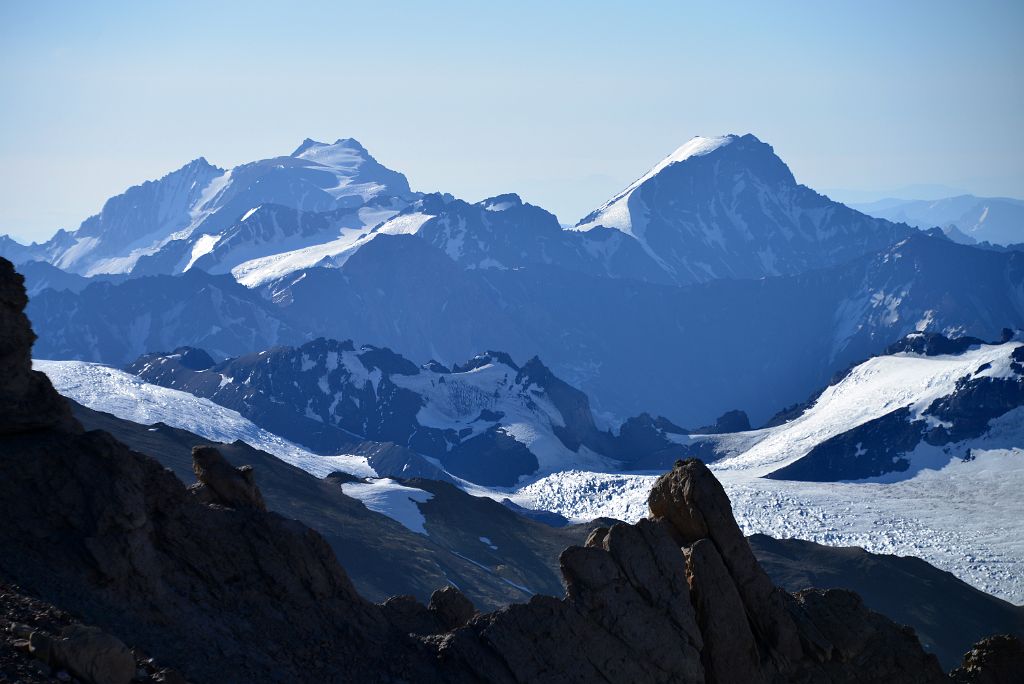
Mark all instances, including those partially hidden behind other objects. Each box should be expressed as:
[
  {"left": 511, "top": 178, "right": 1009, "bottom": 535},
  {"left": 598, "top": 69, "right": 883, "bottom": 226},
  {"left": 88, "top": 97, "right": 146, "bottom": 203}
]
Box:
[
  {"left": 66, "top": 397, "right": 1024, "bottom": 670},
  {"left": 0, "top": 255, "right": 1016, "bottom": 683}
]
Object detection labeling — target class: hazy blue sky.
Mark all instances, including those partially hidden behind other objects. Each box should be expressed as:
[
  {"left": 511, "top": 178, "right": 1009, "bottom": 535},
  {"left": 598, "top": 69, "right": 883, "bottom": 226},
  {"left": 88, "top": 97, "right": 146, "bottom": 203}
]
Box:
[{"left": 2, "top": 0, "right": 1022, "bottom": 242}]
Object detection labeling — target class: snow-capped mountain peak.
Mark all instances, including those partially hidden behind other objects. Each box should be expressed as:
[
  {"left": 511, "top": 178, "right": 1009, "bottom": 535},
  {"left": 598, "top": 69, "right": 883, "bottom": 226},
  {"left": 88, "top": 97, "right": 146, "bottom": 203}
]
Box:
[
  {"left": 291, "top": 137, "right": 372, "bottom": 168},
  {"left": 568, "top": 133, "right": 909, "bottom": 284},
  {"left": 1, "top": 136, "right": 418, "bottom": 278},
  {"left": 572, "top": 134, "right": 736, "bottom": 238}
]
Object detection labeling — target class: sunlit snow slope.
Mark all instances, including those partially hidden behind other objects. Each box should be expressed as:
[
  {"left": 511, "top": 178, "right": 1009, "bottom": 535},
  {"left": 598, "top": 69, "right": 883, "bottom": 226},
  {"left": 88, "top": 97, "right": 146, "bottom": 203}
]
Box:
[
  {"left": 711, "top": 341, "right": 1022, "bottom": 477},
  {"left": 510, "top": 341, "right": 1024, "bottom": 603},
  {"left": 35, "top": 360, "right": 373, "bottom": 478}
]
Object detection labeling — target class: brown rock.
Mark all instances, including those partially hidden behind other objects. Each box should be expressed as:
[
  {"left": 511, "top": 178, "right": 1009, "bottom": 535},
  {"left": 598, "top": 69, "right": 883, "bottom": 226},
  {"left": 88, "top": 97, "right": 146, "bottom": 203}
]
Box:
[
  {"left": 0, "top": 259, "right": 77, "bottom": 435},
  {"left": 649, "top": 459, "right": 804, "bottom": 664},
  {"left": 190, "top": 445, "right": 266, "bottom": 511},
  {"left": 685, "top": 538, "right": 763, "bottom": 684},
  {"left": 428, "top": 585, "right": 475, "bottom": 631},
  {"left": 950, "top": 634, "right": 1024, "bottom": 684},
  {"left": 45, "top": 624, "right": 135, "bottom": 684},
  {"left": 793, "top": 589, "right": 945, "bottom": 682},
  {"left": 381, "top": 594, "right": 439, "bottom": 636}
]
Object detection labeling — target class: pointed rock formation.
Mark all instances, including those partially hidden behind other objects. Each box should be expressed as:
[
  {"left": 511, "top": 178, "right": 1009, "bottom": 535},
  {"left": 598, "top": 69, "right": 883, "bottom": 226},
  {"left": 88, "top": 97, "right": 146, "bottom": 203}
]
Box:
[
  {"left": 0, "top": 259, "right": 76, "bottom": 434},
  {"left": 190, "top": 445, "right": 267, "bottom": 511}
]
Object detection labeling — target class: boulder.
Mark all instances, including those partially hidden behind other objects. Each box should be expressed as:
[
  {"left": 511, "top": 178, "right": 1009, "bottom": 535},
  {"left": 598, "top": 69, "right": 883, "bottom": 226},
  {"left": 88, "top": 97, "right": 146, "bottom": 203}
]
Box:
[
  {"left": 428, "top": 586, "right": 475, "bottom": 631},
  {"left": 31, "top": 625, "right": 135, "bottom": 684},
  {"left": 950, "top": 634, "right": 1024, "bottom": 684},
  {"left": 190, "top": 445, "right": 266, "bottom": 511}
]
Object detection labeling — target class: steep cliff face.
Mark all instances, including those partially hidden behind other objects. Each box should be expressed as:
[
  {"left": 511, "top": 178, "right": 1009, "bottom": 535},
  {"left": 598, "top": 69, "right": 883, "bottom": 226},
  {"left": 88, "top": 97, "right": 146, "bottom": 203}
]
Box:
[{"left": 0, "top": 255, "right": 991, "bottom": 682}]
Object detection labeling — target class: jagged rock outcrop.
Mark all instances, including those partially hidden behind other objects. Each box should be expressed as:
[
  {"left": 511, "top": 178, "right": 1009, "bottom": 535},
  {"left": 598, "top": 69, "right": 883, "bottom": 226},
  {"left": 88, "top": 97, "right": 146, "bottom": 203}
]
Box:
[
  {"left": 190, "top": 445, "right": 267, "bottom": 511},
  {"left": 0, "top": 256, "right": 998, "bottom": 682},
  {"left": 429, "top": 585, "right": 477, "bottom": 631},
  {"left": 433, "top": 460, "right": 944, "bottom": 683},
  {"left": 950, "top": 634, "right": 1024, "bottom": 684},
  {"left": 0, "top": 259, "right": 76, "bottom": 435}
]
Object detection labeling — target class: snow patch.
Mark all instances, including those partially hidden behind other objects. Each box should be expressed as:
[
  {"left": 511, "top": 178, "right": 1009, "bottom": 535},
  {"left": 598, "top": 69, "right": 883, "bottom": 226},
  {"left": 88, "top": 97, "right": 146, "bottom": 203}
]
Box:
[
  {"left": 341, "top": 478, "right": 433, "bottom": 535},
  {"left": 183, "top": 234, "right": 223, "bottom": 272}
]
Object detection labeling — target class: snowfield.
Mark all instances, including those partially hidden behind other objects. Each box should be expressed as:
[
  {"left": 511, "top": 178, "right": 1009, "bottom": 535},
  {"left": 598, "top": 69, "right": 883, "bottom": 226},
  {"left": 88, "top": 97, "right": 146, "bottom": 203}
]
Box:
[
  {"left": 230, "top": 207, "right": 420, "bottom": 287},
  {"left": 35, "top": 360, "right": 375, "bottom": 478},
  {"left": 509, "top": 342, "right": 1024, "bottom": 604},
  {"left": 711, "top": 341, "right": 1023, "bottom": 477},
  {"left": 340, "top": 478, "right": 434, "bottom": 535}
]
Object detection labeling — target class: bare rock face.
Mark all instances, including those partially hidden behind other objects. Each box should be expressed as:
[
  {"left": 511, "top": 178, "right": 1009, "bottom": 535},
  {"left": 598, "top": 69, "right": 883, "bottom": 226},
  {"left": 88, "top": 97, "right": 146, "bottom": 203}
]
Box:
[
  {"left": 431, "top": 460, "right": 948, "bottom": 683},
  {"left": 950, "top": 634, "right": 1024, "bottom": 684},
  {"left": 429, "top": 586, "right": 476, "bottom": 631},
  {"left": 685, "top": 538, "right": 763, "bottom": 683},
  {"left": 190, "top": 445, "right": 267, "bottom": 511},
  {"left": 646, "top": 459, "right": 946, "bottom": 683},
  {"left": 649, "top": 459, "right": 806, "bottom": 668},
  {"left": 0, "top": 258, "right": 76, "bottom": 434},
  {"left": 0, "top": 264, "right": 414, "bottom": 682},
  {"left": 380, "top": 587, "right": 476, "bottom": 637}
]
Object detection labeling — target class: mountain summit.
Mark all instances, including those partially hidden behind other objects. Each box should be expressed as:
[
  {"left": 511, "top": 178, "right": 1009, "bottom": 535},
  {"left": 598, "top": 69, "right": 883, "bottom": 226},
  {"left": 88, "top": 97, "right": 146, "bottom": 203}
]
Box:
[
  {"left": 575, "top": 135, "right": 738, "bottom": 241},
  {"left": 571, "top": 133, "right": 913, "bottom": 283},
  {"left": 0, "top": 137, "right": 416, "bottom": 277}
]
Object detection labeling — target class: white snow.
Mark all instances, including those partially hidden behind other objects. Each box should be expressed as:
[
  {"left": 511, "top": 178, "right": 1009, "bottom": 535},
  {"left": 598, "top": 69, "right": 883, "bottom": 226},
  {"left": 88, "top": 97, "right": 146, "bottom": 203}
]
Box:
[
  {"left": 229, "top": 209, "right": 425, "bottom": 288},
  {"left": 183, "top": 233, "right": 223, "bottom": 272},
  {"left": 712, "top": 342, "right": 1020, "bottom": 476},
  {"left": 504, "top": 342, "right": 1024, "bottom": 603},
  {"left": 375, "top": 211, "right": 433, "bottom": 236},
  {"left": 340, "top": 478, "right": 433, "bottom": 535},
  {"left": 291, "top": 139, "right": 393, "bottom": 202},
  {"left": 509, "top": 443, "right": 1024, "bottom": 604},
  {"left": 391, "top": 361, "right": 617, "bottom": 478},
  {"left": 568, "top": 135, "right": 734, "bottom": 272},
  {"left": 34, "top": 360, "right": 375, "bottom": 479},
  {"left": 188, "top": 170, "right": 233, "bottom": 226}
]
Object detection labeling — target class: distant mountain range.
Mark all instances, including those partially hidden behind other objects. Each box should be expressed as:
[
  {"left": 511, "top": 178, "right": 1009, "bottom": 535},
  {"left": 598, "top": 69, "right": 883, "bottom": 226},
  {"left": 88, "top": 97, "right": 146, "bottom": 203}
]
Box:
[
  {"left": 852, "top": 194, "right": 1024, "bottom": 246},
  {"left": 121, "top": 340, "right": 691, "bottom": 486},
  {"left": 2, "top": 138, "right": 416, "bottom": 277},
  {"left": 8, "top": 133, "right": 1024, "bottom": 427}
]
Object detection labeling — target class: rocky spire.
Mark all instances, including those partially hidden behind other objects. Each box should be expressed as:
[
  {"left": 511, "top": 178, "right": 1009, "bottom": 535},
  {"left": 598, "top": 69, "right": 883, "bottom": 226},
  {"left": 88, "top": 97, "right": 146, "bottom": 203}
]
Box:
[{"left": 0, "top": 258, "right": 77, "bottom": 434}]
